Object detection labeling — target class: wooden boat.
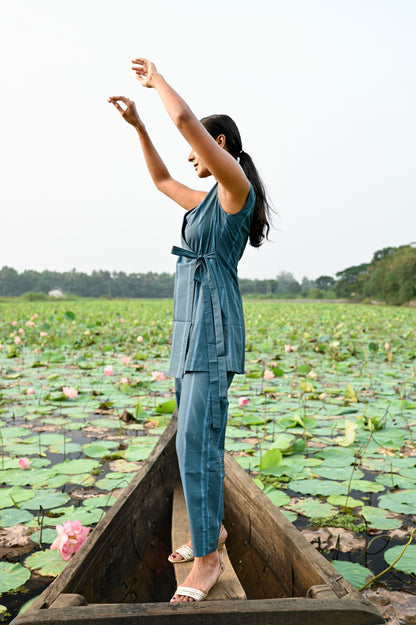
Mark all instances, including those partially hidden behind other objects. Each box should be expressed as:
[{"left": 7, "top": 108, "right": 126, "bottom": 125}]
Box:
[{"left": 12, "top": 414, "right": 384, "bottom": 624}]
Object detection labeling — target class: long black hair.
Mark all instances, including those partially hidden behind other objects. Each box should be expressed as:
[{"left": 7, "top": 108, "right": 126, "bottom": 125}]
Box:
[{"left": 200, "top": 114, "right": 272, "bottom": 247}]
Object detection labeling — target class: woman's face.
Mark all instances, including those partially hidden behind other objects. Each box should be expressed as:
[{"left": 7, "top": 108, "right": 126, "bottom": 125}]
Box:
[
  {"left": 188, "top": 133, "right": 226, "bottom": 178},
  {"left": 188, "top": 149, "right": 211, "bottom": 178}
]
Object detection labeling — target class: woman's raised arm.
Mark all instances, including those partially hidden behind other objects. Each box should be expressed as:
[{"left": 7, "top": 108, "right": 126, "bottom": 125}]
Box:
[
  {"left": 132, "top": 59, "right": 250, "bottom": 214},
  {"left": 108, "top": 95, "right": 207, "bottom": 211}
]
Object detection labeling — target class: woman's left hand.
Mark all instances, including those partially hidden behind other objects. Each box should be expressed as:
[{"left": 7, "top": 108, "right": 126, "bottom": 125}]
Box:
[{"left": 132, "top": 58, "right": 159, "bottom": 88}]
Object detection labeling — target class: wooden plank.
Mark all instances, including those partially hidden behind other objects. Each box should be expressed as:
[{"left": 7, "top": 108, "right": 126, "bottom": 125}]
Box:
[
  {"left": 10, "top": 598, "right": 385, "bottom": 625},
  {"left": 223, "top": 453, "right": 361, "bottom": 600},
  {"left": 49, "top": 595, "right": 87, "bottom": 608},
  {"left": 171, "top": 486, "right": 246, "bottom": 600}
]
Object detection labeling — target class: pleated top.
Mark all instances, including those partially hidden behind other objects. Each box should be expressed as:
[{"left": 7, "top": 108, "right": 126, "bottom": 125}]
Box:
[{"left": 168, "top": 182, "right": 255, "bottom": 381}]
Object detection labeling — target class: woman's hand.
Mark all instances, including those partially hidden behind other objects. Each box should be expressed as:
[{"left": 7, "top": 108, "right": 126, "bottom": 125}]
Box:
[
  {"left": 108, "top": 96, "right": 144, "bottom": 130},
  {"left": 131, "top": 58, "right": 159, "bottom": 88}
]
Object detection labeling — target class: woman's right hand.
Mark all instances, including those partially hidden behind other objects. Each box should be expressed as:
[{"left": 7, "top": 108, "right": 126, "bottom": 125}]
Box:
[{"left": 108, "top": 96, "right": 144, "bottom": 130}]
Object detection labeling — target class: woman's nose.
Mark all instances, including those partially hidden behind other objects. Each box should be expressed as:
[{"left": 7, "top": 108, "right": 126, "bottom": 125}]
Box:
[{"left": 188, "top": 150, "right": 195, "bottom": 162}]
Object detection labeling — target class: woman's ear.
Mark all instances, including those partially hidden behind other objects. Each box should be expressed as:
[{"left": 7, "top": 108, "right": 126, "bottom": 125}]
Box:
[{"left": 215, "top": 134, "right": 227, "bottom": 149}]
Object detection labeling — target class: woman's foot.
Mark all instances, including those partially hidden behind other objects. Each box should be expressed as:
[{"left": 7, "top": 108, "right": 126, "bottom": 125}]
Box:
[
  {"left": 170, "top": 550, "right": 223, "bottom": 603},
  {"left": 168, "top": 525, "right": 227, "bottom": 563}
]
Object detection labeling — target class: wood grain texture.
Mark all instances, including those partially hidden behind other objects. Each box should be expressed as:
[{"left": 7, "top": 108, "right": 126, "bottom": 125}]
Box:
[
  {"left": 11, "top": 598, "right": 385, "bottom": 625},
  {"left": 171, "top": 486, "right": 246, "bottom": 600},
  {"left": 223, "top": 452, "right": 361, "bottom": 601}
]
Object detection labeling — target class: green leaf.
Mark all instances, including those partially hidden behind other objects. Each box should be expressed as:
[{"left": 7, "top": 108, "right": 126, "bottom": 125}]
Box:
[
  {"left": 344, "top": 384, "right": 358, "bottom": 402},
  {"left": 0, "top": 508, "right": 34, "bottom": 526},
  {"left": 341, "top": 479, "right": 384, "bottom": 493},
  {"left": 83, "top": 442, "right": 118, "bottom": 458},
  {"left": 53, "top": 459, "right": 100, "bottom": 474},
  {"left": 378, "top": 490, "right": 416, "bottom": 515},
  {"left": 360, "top": 506, "right": 402, "bottom": 530},
  {"left": 64, "top": 310, "right": 76, "bottom": 320},
  {"left": 0, "top": 562, "right": 31, "bottom": 593},
  {"left": 384, "top": 545, "right": 416, "bottom": 575},
  {"left": 260, "top": 448, "right": 282, "bottom": 474},
  {"left": 20, "top": 490, "right": 70, "bottom": 510},
  {"left": 327, "top": 495, "right": 363, "bottom": 508},
  {"left": 331, "top": 561, "right": 373, "bottom": 590},
  {"left": 264, "top": 489, "right": 291, "bottom": 507},
  {"left": 24, "top": 549, "right": 67, "bottom": 577},
  {"left": 0, "top": 486, "right": 35, "bottom": 509},
  {"left": 289, "top": 498, "right": 337, "bottom": 518},
  {"left": 154, "top": 399, "right": 176, "bottom": 414},
  {"left": 287, "top": 479, "right": 348, "bottom": 496},
  {"left": 125, "top": 443, "right": 156, "bottom": 462}
]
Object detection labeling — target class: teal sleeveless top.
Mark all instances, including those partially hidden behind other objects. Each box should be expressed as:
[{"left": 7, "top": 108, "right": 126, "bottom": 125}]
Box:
[{"left": 168, "top": 183, "right": 255, "bottom": 400}]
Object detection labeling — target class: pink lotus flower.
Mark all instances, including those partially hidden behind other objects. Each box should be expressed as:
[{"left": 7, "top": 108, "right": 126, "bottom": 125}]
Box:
[
  {"left": 62, "top": 386, "right": 78, "bottom": 399},
  {"left": 308, "top": 370, "right": 318, "bottom": 380},
  {"left": 104, "top": 365, "right": 113, "bottom": 376},
  {"left": 83, "top": 330, "right": 90, "bottom": 335},
  {"left": 284, "top": 344, "right": 291, "bottom": 353},
  {"left": 151, "top": 371, "right": 166, "bottom": 382},
  {"left": 12, "top": 320, "right": 17, "bottom": 326},
  {"left": 18, "top": 457, "right": 30, "bottom": 470},
  {"left": 264, "top": 369, "right": 275, "bottom": 381},
  {"left": 27, "top": 388, "right": 35, "bottom": 395},
  {"left": 50, "top": 520, "right": 90, "bottom": 561},
  {"left": 291, "top": 346, "right": 298, "bottom": 352},
  {"left": 120, "top": 376, "right": 130, "bottom": 385},
  {"left": 18, "top": 328, "right": 25, "bottom": 335},
  {"left": 320, "top": 392, "right": 327, "bottom": 401},
  {"left": 26, "top": 321, "right": 35, "bottom": 327},
  {"left": 120, "top": 356, "right": 131, "bottom": 366},
  {"left": 238, "top": 397, "right": 250, "bottom": 406},
  {"left": 384, "top": 342, "right": 391, "bottom": 351},
  {"left": 14, "top": 336, "right": 21, "bottom": 345},
  {"left": 31, "top": 313, "right": 39, "bottom": 320},
  {"left": 137, "top": 335, "right": 143, "bottom": 343},
  {"left": 120, "top": 317, "right": 125, "bottom": 323},
  {"left": 40, "top": 331, "right": 48, "bottom": 337}
]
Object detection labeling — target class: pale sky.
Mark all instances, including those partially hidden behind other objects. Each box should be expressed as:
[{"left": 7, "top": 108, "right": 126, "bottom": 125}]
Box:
[{"left": 1, "top": 0, "right": 415, "bottom": 282}]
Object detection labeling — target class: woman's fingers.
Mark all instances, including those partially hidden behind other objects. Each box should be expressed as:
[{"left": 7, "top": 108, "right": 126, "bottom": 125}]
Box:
[{"left": 108, "top": 96, "right": 130, "bottom": 103}]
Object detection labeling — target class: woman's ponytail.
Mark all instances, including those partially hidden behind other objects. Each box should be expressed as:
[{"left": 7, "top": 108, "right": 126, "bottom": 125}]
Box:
[{"left": 201, "top": 115, "right": 272, "bottom": 247}]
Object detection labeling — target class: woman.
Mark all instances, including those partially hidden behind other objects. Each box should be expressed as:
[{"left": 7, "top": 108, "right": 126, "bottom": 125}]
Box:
[{"left": 109, "top": 59, "right": 271, "bottom": 603}]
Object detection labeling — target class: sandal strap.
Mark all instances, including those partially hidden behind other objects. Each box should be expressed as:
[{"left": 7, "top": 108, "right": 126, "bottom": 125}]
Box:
[
  {"left": 174, "top": 544, "right": 194, "bottom": 560},
  {"left": 175, "top": 586, "right": 207, "bottom": 602}
]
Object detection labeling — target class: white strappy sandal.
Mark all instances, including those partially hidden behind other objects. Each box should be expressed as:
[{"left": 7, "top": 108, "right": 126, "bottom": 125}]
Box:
[
  {"left": 168, "top": 526, "right": 227, "bottom": 563},
  {"left": 171, "top": 554, "right": 224, "bottom": 602}
]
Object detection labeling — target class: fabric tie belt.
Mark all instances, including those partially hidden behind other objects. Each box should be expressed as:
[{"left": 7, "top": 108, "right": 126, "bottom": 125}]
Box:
[{"left": 171, "top": 245, "right": 227, "bottom": 429}]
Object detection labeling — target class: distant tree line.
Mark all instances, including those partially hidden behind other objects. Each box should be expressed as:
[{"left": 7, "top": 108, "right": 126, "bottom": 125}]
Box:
[{"left": 0, "top": 244, "right": 415, "bottom": 304}]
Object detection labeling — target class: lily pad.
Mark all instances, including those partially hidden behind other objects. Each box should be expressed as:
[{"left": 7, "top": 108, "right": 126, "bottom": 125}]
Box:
[
  {"left": 53, "top": 459, "right": 100, "bottom": 474},
  {"left": 342, "top": 479, "right": 384, "bottom": 493},
  {"left": 20, "top": 490, "right": 70, "bottom": 510},
  {"left": 259, "top": 448, "right": 282, "bottom": 474},
  {"left": 360, "top": 506, "right": 402, "bottom": 530},
  {"left": 24, "top": 549, "right": 67, "bottom": 577},
  {"left": 264, "top": 489, "right": 291, "bottom": 507},
  {"left": 0, "top": 507, "right": 34, "bottom": 526},
  {"left": 288, "top": 498, "right": 337, "bottom": 518},
  {"left": 83, "top": 442, "right": 118, "bottom": 458},
  {"left": 287, "top": 479, "right": 348, "bottom": 496},
  {"left": 0, "top": 562, "right": 31, "bottom": 593},
  {"left": 384, "top": 544, "right": 416, "bottom": 575},
  {"left": 378, "top": 490, "right": 416, "bottom": 515},
  {"left": 327, "top": 495, "right": 363, "bottom": 508},
  {"left": 330, "top": 560, "right": 373, "bottom": 590},
  {"left": 0, "top": 486, "right": 35, "bottom": 509}
]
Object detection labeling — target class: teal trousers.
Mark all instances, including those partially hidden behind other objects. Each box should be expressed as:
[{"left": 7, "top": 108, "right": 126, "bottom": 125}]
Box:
[{"left": 175, "top": 371, "right": 234, "bottom": 557}]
